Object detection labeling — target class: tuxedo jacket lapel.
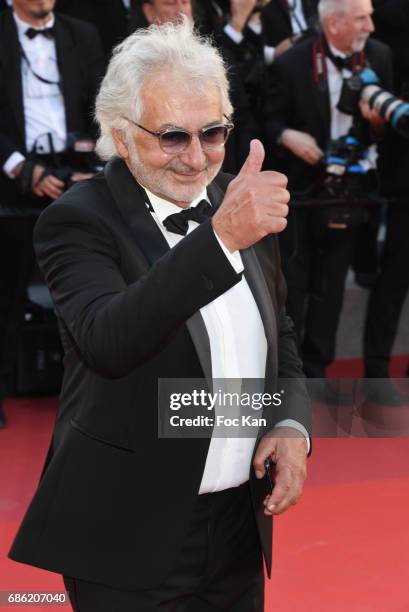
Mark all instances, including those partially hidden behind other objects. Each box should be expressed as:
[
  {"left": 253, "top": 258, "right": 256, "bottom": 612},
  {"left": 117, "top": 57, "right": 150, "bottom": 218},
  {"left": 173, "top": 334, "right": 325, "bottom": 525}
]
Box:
[
  {"left": 105, "top": 159, "right": 278, "bottom": 383},
  {"left": 310, "top": 65, "right": 331, "bottom": 143},
  {"left": 208, "top": 179, "right": 278, "bottom": 382},
  {"left": 1, "top": 11, "right": 25, "bottom": 148},
  {"left": 105, "top": 159, "right": 213, "bottom": 381},
  {"left": 54, "top": 17, "right": 78, "bottom": 134},
  {"left": 241, "top": 248, "right": 278, "bottom": 381}
]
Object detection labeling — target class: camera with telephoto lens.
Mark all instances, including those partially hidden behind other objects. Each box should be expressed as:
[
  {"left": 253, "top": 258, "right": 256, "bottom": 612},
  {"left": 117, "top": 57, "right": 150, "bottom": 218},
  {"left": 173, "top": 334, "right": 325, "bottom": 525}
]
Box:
[
  {"left": 337, "top": 68, "right": 409, "bottom": 138},
  {"left": 322, "top": 133, "right": 377, "bottom": 197}
]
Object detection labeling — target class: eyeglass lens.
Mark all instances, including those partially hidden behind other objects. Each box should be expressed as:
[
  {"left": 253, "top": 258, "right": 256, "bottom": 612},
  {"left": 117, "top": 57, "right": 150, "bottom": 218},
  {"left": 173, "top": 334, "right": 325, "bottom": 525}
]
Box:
[{"left": 160, "top": 125, "right": 229, "bottom": 153}]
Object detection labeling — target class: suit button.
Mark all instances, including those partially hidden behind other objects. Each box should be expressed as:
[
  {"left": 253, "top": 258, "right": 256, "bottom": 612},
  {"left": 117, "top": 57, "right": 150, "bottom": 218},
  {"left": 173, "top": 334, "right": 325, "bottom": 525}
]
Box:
[{"left": 202, "top": 275, "right": 214, "bottom": 290}]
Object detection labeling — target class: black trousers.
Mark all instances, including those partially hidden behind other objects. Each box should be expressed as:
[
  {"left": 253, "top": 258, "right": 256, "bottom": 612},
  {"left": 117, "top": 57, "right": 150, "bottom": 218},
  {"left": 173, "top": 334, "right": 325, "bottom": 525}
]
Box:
[
  {"left": 280, "top": 208, "right": 358, "bottom": 378},
  {"left": 63, "top": 482, "right": 264, "bottom": 611},
  {"left": 364, "top": 202, "right": 409, "bottom": 377}
]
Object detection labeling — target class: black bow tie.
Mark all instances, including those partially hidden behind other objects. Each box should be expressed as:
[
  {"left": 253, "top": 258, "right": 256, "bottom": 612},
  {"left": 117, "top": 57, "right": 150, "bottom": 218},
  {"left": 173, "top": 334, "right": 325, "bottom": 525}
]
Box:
[
  {"left": 330, "top": 54, "right": 353, "bottom": 72},
  {"left": 25, "top": 26, "right": 55, "bottom": 40},
  {"left": 163, "top": 199, "right": 213, "bottom": 236},
  {"left": 321, "top": 36, "right": 354, "bottom": 72}
]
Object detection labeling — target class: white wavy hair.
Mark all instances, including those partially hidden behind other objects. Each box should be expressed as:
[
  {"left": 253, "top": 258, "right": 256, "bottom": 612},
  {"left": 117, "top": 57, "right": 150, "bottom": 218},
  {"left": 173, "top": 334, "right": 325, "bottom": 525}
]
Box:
[
  {"left": 318, "top": 0, "right": 349, "bottom": 22},
  {"left": 95, "top": 18, "right": 233, "bottom": 161}
]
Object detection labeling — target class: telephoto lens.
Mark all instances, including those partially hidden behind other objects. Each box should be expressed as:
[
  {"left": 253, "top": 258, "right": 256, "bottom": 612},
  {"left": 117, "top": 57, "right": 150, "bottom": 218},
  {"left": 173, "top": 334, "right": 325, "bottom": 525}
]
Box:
[{"left": 359, "top": 68, "right": 409, "bottom": 138}]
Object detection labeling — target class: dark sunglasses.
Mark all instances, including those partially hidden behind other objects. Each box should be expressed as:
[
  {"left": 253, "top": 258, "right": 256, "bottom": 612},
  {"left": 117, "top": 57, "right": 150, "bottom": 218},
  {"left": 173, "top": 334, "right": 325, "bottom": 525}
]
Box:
[{"left": 121, "top": 115, "right": 234, "bottom": 154}]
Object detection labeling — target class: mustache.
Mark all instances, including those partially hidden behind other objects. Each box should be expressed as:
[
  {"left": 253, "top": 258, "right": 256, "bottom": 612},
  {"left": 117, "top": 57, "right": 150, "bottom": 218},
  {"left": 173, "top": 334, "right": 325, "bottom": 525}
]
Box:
[{"left": 167, "top": 163, "right": 208, "bottom": 173}]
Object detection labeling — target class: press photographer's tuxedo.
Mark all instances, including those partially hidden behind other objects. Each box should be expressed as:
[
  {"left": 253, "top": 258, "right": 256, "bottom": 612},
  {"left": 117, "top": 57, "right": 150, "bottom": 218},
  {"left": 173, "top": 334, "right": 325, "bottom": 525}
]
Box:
[
  {"left": 261, "top": 0, "right": 318, "bottom": 47},
  {"left": 9, "top": 158, "right": 310, "bottom": 590},
  {"left": 0, "top": 8, "right": 104, "bottom": 425},
  {"left": 0, "top": 7, "right": 104, "bottom": 206},
  {"left": 263, "top": 35, "right": 394, "bottom": 377},
  {"left": 264, "top": 35, "right": 394, "bottom": 193}
]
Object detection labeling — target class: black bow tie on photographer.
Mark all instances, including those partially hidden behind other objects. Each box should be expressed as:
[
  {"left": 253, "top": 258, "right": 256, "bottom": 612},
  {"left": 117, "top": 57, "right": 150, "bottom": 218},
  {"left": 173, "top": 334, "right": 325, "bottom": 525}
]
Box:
[
  {"left": 325, "top": 46, "right": 353, "bottom": 72},
  {"left": 25, "top": 27, "right": 55, "bottom": 40},
  {"left": 330, "top": 54, "right": 354, "bottom": 72},
  {"left": 163, "top": 199, "right": 213, "bottom": 236}
]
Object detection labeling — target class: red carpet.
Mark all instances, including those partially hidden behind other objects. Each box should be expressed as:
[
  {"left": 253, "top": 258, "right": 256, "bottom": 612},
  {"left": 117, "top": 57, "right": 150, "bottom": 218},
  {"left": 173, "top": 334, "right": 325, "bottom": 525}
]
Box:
[
  {"left": 327, "top": 353, "right": 409, "bottom": 378},
  {"left": 1, "top": 356, "right": 409, "bottom": 611}
]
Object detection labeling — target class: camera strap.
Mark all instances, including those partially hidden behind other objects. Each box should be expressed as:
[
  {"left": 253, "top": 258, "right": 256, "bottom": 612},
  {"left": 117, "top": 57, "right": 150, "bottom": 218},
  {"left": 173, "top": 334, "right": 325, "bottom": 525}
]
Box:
[
  {"left": 19, "top": 42, "right": 62, "bottom": 92},
  {"left": 312, "top": 34, "right": 365, "bottom": 87}
]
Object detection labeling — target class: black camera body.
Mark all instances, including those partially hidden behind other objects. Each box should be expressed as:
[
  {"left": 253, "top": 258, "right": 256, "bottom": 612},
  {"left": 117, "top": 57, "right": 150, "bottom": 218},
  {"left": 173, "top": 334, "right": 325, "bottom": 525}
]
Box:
[
  {"left": 338, "top": 68, "right": 409, "bottom": 138},
  {"left": 322, "top": 133, "right": 376, "bottom": 198},
  {"left": 49, "top": 133, "right": 104, "bottom": 189},
  {"left": 16, "top": 133, "right": 104, "bottom": 197}
]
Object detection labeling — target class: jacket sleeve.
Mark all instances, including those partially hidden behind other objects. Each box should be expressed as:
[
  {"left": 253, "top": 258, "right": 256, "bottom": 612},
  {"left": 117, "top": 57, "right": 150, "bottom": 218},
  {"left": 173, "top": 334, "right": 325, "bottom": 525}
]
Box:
[
  {"left": 263, "top": 58, "right": 295, "bottom": 147},
  {"left": 253, "top": 235, "right": 312, "bottom": 437},
  {"left": 33, "top": 195, "right": 242, "bottom": 379}
]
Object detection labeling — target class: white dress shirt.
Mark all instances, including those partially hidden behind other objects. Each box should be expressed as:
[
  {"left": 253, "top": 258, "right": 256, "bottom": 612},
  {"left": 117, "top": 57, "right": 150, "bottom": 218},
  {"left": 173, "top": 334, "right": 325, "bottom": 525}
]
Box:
[
  {"left": 327, "top": 44, "right": 354, "bottom": 141},
  {"left": 3, "top": 11, "right": 67, "bottom": 177},
  {"left": 145, "top": 186, "right": 309, "bottom": 493},
  {"left": 327, "top": 43, "right": 377, "bottom": 167}
]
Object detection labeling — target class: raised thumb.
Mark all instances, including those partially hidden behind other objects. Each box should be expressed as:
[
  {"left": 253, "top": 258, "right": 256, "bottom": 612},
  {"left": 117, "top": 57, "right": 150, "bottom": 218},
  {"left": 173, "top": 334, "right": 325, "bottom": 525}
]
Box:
[{"left": 238, "top": 139, "right": 265, "bottom": 176}]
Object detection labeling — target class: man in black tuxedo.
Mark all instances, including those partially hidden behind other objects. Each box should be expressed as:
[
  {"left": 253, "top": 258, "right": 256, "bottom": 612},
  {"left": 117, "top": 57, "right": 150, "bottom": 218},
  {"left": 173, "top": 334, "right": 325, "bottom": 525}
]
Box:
[
  {"left": 10, "top": 19, "right": 310, "bottom": 611},
  {"left": 261, "top": 0, "right": 318, "bottom": 50},
  {"left": 264, "top": 0, "right": 393, "bottom": 380},
  {"left": 0, "top": 0, "right": 104, "bottom": 425},
  {"left": 0, "top": 0, "right": 104, "bottom": 205}
]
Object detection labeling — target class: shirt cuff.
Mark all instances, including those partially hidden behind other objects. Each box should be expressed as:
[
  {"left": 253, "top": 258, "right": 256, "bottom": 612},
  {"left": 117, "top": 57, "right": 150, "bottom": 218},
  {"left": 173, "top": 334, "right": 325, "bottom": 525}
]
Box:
[
  {"left": 264, "top": 45, "right": 276, "bottom": 65},
  {"left": 274, "top": 419, "right": 311, "bottom": 454},
  {"left": 248, "top": 20, "right": 262, "bottom": 36},
  {"left": 213, "top": 229, "right": 244, "bottom": 274},
  {"left": 224, "top": 23, "right": 244, "bottom": 45},
  {"left": 3, "top": 152, "right": 25, "bottom": 178}
]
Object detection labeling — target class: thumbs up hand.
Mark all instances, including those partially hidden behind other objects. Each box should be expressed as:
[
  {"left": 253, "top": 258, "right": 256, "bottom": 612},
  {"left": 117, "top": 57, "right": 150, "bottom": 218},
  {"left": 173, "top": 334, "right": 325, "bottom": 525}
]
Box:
[{"left": 212, "top": 140, "right": 290, "bottom": 253}]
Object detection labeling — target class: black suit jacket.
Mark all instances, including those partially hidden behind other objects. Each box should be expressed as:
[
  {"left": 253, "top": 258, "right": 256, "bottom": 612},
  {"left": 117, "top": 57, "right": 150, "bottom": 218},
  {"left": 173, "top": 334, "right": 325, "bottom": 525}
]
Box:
[
  {"left": 0, "top": 8, "right": 104, "bottom": 206},
  {"left": 261, "top": 0, "right": 318, "bottom": 47},
  {"left": 263, "top": 35, "right": 394, "bottom": 192},
  {"left": 9, "top": 159, "right": 310, "bottom": 589}
]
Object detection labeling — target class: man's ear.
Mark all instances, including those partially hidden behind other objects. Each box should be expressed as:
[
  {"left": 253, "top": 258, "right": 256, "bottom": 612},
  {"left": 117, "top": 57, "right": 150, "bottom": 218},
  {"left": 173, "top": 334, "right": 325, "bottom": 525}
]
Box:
[
  {"left": 112, "top": 129, "right": 129, "bottom": 159},
  {"left": 142, "top": 2, "right": 155, "bottom": 25}
]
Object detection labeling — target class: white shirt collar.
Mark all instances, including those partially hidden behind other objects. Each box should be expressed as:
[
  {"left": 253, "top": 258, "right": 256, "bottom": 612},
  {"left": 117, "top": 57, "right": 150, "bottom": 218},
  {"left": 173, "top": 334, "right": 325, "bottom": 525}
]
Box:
[
  {"left": 144, "top": 186, "right": 209, "bottom": 227},
  {"left": 13, "top": 10, "right": 55, "bottom": 37},
  {"left": 328, "top": 42, "right": 347, "bottom": 60}
]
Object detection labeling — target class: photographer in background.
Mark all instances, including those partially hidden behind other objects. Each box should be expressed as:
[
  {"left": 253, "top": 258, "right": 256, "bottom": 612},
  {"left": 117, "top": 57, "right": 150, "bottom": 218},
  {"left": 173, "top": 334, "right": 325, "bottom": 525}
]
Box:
[
  {"left": 0, "top": 0, "right": 104, "bottom": 426},
  {"left": 263, "top": 0, "right": 393, "bottom": 385},
  {"left": 195, "top": 1, "right": 272, "bottom": 112},
  {"left": 261, "top": 0, "right": 319, "bottom": 57},
  {"left": 0, "top": 0, "right": 104, "bottom": 205},
  {"left": 362, "top": 0, "right": 409, "bottom": 402}
]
